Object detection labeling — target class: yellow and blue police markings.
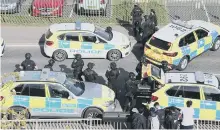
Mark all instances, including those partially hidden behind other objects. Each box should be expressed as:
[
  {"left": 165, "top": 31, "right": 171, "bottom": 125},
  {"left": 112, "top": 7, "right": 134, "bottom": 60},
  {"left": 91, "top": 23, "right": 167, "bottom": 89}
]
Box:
[
  {"left": 167, "top": 96, "right": 220, "bottom": 120},
  {"left": 211, "top": 30, "right": 219, "bottom": 43},
  {"left": 57, "top": 39, "right": 116, "bottom": 54},
  {"left": 12, "top": 95, "right": 104, "bottom": 114}
]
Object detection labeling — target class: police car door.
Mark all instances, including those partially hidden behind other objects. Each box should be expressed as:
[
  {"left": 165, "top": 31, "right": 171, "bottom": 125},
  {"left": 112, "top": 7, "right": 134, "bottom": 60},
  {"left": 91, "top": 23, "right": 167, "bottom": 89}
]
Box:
[
  {"left": 201, "top": 86, "right": 220, "bottom": 120},
  {"left": 58, "top": 32, "right": 81, "bottom": 58},
  {"left": 194, "top": 29, "right": 211, "bottom": 55},
  {"left": 179, "top": 32, "right": 197, "bottom": 59},
  {"left": 80, "top": 32, "right": 102, "bottom": 58},
  {"left": 47, "top": 83, "right": 78, "bottom": 118}
]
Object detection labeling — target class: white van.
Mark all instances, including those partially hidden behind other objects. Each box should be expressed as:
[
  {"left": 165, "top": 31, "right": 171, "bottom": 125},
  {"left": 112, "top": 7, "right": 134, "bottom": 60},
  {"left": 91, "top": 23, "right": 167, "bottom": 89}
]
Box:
[{"left": 76, "top": 0, "right": 107, "bottom": 15}]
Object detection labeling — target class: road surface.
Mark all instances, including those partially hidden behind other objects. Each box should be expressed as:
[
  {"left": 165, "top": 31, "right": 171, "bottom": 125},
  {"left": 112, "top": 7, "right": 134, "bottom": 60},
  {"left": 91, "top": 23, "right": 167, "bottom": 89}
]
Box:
[{"left": 1, "top": 25, "right": 220, "bottom": 110}]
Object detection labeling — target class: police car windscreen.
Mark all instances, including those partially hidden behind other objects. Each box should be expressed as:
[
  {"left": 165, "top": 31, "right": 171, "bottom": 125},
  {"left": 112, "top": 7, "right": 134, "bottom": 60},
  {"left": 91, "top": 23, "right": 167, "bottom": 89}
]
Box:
[
  {"left": 94, "top": 27, "right": 111, "bottom": 41},
  {"left": 151, "top": 66, "right": 161, "bottom": 79},
  {"left": 45, "top": 29, "right": 53, "bottom": 39},
  {"left": 149, "top": 37, "right": 171, "bottom": 50},
  {"left": 63, "top": 78, "right": 85, "bottom": 96}
]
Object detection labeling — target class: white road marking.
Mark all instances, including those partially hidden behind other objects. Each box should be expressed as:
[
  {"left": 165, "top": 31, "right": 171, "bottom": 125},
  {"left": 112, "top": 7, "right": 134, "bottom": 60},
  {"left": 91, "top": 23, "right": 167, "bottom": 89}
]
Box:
[{"left": 201, "top": 0, "right": 210, "bottom": 22}]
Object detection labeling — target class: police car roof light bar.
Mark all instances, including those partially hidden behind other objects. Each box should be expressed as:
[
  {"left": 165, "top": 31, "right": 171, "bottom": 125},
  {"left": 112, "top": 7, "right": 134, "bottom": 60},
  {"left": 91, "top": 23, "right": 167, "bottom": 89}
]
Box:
[
  {"left": 171, "top": 19, "right": 193, "bottom": 29},
  {"left": 195, "top": 71, "right": 205, "bottom": 83},
  {"left": 40, "top": 68, "right": 50, "bottom": 81},
  {"left": 75, "top": 21, "right": 81, "bottom": 30}
]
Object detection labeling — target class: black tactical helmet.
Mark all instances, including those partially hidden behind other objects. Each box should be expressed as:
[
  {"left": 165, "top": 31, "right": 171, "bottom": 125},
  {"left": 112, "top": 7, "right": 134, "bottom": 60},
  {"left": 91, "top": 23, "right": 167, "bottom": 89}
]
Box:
[
  {"left": 87, "top": 62, "right": 95, "bottom": 68},
  {"left": 110, "top": 62, "right": 117, "bottom": 68},
  {"left": 75, "top": 54, "right": 82, "bottom": 59},
  {"left": 150, "top": 9, "right": 155, "bottom": 14},
  {"left": 106, "top": 26, "right": 112, "bottom": 32},
  {"left": 25, "top": 53, "right": 32, "bottom": 59},
  {"left": 161, "top": 61, "right": 168, "bottom": 67},
  {"left": 128, "top": 72, "right": 136, "bottom": 79},
  {"left": 49, "top": 59, "right": 55, "bottom": 65}
]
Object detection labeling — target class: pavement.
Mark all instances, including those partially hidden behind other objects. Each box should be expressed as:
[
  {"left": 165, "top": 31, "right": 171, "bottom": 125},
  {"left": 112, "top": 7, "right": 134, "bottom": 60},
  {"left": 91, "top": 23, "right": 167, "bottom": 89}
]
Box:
[{"left": 166, "top": 0, "right": 220, "bottom": 25}]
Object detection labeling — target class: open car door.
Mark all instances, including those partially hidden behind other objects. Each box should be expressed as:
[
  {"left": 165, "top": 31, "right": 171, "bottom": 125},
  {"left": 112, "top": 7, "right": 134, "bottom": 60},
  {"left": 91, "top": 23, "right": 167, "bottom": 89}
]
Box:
[{"left": 141, "top": 63, "right": 165, "bottom": 85}]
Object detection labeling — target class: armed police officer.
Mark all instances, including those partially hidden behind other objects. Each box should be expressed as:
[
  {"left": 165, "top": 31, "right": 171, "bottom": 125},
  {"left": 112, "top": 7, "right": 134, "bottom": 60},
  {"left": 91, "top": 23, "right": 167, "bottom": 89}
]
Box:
[
  {"left": 82, "top": 62, "right": 98, "bottom": 83},
  {"left": 105, "top": 62, "right": 120, "bottom": 96},
  {"left": 149, "top": 9, "right": 158, "bottom": 28},
  {"left": 131, "top": 3, "right": 143, "bottom": 38},
  {"left": 20, "top": 53, "right": 38, "bottom": 71},
  {"left": 161, "top": 61, "right": 171, "bottom": 73},
  {"left": 124, "top": 72, "right": 141, "bottom": 112},
  {"left": 71, "top": 54, "right": 84, "bottom": 81},
  {"left": 141, "top": 15, "right": 156, "bottom": 46},
  {"left": 105, "top": 26, "right": 113, "bottom": 40},
  {"left": 44, "top": 59, "right": 55, "bottom": 71}
]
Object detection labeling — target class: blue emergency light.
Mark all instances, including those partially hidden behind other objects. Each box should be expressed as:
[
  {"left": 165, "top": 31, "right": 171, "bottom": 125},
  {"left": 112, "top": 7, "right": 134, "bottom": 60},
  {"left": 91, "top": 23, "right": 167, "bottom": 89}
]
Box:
[{"left": 75, "top": 21, "right": 81, "bottom": 30}]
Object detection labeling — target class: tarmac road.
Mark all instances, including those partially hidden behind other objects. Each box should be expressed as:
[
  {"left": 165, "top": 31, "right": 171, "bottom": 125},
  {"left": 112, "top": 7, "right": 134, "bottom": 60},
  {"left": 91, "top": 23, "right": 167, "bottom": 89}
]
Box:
[{"left": 1, "top": 25, "right": 220, "bottom": 110}]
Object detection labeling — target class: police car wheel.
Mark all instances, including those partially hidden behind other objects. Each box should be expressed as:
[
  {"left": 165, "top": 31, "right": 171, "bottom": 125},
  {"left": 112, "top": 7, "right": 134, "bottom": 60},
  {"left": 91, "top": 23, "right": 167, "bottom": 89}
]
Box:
[
  {"left": 211, "top": 37, "right": 220, "bottom": 51},
  {"left": 53, "top": 49, "right": 67, "bottom": 62},
  {"left": 7, "top": 107, "right": 30, "bottom": 120},
  {"left": 84, "top": 108, "right": 103, "bottom": 118},
  {"left": 107, "top": 50, "right": 121, "bottom": 61},
  {"left": 177, "top": 57, "right": 188, "bottom": 71}
]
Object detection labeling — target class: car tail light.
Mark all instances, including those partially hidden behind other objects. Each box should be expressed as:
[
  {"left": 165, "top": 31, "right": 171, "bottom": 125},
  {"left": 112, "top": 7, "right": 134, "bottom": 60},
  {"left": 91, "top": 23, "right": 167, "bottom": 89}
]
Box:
[
  {"left": 46, "top": 41, "right": 54, "bottom": 46},
  {"left": 163, "top": 52, "right": 178, "bottom": 57},
  {"left": 151, "top": 95, "right": 158, "bottom": 101},
  {"left": 0, "top": 96, "right": 4, "bottom": 101},
  {"left": 80, "top": 0, "right": 83, "bottom": 3},
  {"left": 101, "top": 0, "right": 105, "bottom": 4}
]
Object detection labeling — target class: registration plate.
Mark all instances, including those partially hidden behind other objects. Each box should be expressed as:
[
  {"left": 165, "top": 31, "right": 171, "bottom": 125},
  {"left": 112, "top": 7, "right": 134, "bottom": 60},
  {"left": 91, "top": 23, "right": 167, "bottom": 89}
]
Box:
[
  {"left": 153, "top": 49, "right": 161, "bottom": 54},
  {"left": 41, "top": 12, "right": 51, "bottom": 15}
]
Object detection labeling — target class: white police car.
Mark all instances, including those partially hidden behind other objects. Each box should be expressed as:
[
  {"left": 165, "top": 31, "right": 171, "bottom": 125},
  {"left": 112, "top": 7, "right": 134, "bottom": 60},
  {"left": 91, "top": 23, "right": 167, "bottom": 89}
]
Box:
[{"left": 44, "top": 22, "right": 131, "bottom": 61}]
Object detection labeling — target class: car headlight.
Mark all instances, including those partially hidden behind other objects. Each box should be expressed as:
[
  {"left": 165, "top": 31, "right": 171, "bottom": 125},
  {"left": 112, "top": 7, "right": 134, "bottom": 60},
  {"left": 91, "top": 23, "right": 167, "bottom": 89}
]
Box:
[
  {"left": 122, "top": 45, "right": 129, "bottom": 49},
  {"left": 103, "top": 100, "right": 114, "bottom": 107}
]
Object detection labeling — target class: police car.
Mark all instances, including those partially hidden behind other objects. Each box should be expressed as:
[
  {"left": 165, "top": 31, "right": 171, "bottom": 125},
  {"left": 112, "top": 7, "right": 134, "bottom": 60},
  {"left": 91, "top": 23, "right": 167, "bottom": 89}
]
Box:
[
  {"left": 144, "top": 20, "right": 220, "bottom": 71},
  {"left": 0, "top": 69, "right": 120, "bottom": 119},
  {"left": 1, "top": 37, "right": 5, "bottom": 57},
  {"left": 142, "top": 64, "right": 220, "bottom": 121},
  {"left": 44, "top": 22, "right": 131, "bottom": 62}
]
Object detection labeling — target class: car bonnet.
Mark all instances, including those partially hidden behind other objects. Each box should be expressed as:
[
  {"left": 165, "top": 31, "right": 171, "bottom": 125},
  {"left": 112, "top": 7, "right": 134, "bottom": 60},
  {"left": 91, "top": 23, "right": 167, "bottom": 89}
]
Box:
[
  {"left": 204, "top": 74, "right": 219, "bottom": 88},
  {"left": 80, "top": 82, "right": 115, "bottom": 99}
]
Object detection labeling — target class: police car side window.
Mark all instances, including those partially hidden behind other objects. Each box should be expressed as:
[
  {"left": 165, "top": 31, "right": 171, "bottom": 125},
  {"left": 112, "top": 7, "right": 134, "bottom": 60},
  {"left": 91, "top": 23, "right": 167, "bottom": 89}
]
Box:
[
  {"left": 48, "top": 84, "right": 69, "bottom": 98},
  {"left": 179, "top": 32, "right": 196, "bottom": 47},
  {"left": 166, "top": 86, "right": 180, "bottom": 96},
  {"left": 20, "top": 84, "right": 46, "bottom": 97},
  {"left": 183, "top": 86, "right": 200, "bottom": 100},
  {"left": 203, "top": 87, "right": 220, "bottom": 101},
  {"left": 97, "top": 37, "right": 107, "bottom": 43},
  {"left": 14, "top": 84, "right": 25, "bottom": 95},
  {"left": 82, "top": 33, "right": 97, "bottom": 43},
  {"left": 195, "top": 29, "right": 208, "bottom": 39},
  {"left": 65, "top": 33, "right": 79, "bottom": 41}
]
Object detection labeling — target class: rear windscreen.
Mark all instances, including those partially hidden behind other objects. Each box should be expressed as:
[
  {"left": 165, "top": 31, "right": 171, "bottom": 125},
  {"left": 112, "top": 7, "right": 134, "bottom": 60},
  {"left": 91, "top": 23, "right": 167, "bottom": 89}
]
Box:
[
  {"left": 45, "top": 29, "right": 53, "bottom": 39},
  {"left": 149, "top": 37, "right": 171, "bottom": 50}
]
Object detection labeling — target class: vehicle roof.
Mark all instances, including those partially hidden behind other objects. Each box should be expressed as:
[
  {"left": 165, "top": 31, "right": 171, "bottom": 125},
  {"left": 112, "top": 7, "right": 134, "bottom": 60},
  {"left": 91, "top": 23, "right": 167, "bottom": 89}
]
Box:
[
  {"left": 49, "top": 22, "right": 95, "bottom": 33},
  {"left": 153, "top": 20, "right": 196, "bottom": 42},
  {"left": 1, "top": 69, "right": 67, "bottom": 86},
  {"left": 165, "top": 71, "right": 219, "bottom": 88}
]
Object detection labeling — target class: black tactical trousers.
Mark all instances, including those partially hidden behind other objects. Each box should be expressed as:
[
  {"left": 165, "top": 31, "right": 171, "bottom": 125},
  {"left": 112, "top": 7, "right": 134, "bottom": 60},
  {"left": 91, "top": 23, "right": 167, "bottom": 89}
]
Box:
[{"left": 73, "top": 70, "right": 83, "bottom": 81}]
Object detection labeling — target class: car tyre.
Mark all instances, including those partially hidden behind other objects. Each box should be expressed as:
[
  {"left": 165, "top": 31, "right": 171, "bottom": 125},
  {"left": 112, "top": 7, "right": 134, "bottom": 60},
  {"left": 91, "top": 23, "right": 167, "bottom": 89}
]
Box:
[
  {"left": 7, "top": 107, "right": 30, "bottom": 120},
  {"left": 83, "top": 108, "right": 103, "bottom": 118},
  {"left": 53, "top": 49, "right": 68, "bottom": 62},
  {"left": 107, "top": 49, "right": 121, "bottom": 61},
  {"left": 211, "top": 37, "right": 220, "bottom": 51},
  {"left": 177, "top": 56, "right": 188, "bottom": 71}
]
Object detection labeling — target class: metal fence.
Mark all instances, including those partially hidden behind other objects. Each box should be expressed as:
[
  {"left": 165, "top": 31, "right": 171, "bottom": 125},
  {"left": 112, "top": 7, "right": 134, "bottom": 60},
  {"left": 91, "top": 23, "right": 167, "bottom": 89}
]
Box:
[
  {"left": 165, "top": 0, "right": 220, "bottom": 25},
  {"left": 0, "top": 0, "right": 168, "bottom": 25},
  {"left": 1, "top": 118, "right": 220, "bottom": 129}
]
